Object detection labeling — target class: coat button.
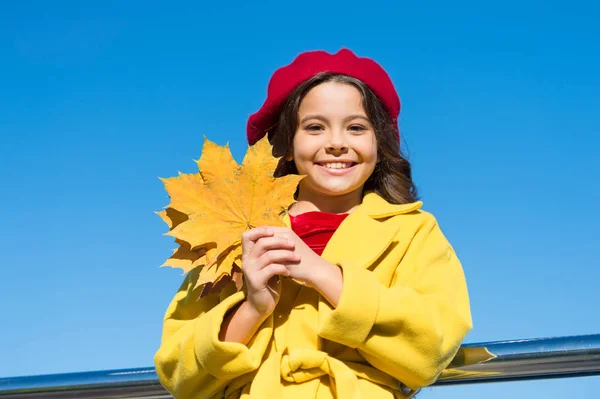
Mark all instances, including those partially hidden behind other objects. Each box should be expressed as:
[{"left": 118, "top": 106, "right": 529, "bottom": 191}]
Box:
[{"left": 400, "top": 383, "right": 412, "bottom": 396}]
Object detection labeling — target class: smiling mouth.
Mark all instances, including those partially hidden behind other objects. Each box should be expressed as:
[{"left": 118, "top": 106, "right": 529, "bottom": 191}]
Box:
[{"left": 315, "top": 162, "right": 357, "bottom": 170}]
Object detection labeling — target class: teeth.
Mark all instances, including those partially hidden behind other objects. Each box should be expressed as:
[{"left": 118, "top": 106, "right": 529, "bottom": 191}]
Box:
[{"left": 323, "top": 162, "right": 350, "bottom": 169}]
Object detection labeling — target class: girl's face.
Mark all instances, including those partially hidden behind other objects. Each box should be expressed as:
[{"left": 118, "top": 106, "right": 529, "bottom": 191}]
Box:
[{"left": 292, "top": 81, "right": 378, "bottom": 204}]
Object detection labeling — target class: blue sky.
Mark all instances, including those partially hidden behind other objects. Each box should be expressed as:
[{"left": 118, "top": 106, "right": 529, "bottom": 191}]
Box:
[{"left": 1, "top": 1, "right": 599, "bottom": 397}]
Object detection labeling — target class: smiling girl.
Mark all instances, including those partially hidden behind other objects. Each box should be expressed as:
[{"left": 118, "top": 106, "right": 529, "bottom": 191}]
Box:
[{"left": 154, "top": 49, "right": 472, "bottom": 399}]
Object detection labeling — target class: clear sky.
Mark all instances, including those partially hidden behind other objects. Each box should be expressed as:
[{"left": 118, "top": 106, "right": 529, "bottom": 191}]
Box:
[{"left": 1, "top": 1, "right": 599, "bottom": 397}]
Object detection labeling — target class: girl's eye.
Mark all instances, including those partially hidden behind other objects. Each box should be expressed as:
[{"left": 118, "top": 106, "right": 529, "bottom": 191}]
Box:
[
  {"left": 349, "top": 125, "right": 366, "bottom": 132},
  {"left": 306, "top": 125, "right": 324, "bottom": 131}
]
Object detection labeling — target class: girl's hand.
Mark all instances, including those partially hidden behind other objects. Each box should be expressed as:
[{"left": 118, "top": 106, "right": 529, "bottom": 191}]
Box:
[
  {"left": 268, "top": 227, "right": 336, "bottom": 286},
  {"left": 269, "top": 227, "right": 344, "bottom": 307},
  {"left": 241, "top": 227, "right": 300, "bottom": 318}
]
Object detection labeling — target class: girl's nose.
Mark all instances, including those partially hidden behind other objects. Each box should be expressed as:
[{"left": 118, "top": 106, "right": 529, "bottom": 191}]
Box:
[{"left": 326, "top": 131, "right": 348, "bottom": 154}]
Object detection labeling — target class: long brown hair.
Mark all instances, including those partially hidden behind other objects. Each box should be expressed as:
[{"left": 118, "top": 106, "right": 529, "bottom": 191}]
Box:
[{"left": 269, "top": 72, "right": 419, "bottom": 204}]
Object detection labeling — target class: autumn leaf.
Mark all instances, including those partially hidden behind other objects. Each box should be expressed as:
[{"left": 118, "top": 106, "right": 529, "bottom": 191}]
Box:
[
  {"left": 197, "top": 247, "right": 244, "bottom": 297},
  {"left": 160, "top": 173, "right": 206, "bottom": 216},
  {"left": 156, "top": 208, "right": 198, "bottom": 273},
  {"left": 156, "top": 207, "right": 188, "bottom": 230},
  {"left": 195, "top": 245, "right": 241, "bottom": 287},
  {"left": 160, "top": 239, "right": 205, "bottom": 275},
  {"left": 165, "top": 136, "right": 303, "bottom": 263},
  {"left": 158, "top": 135, "right": 303, "bottom": 297}
]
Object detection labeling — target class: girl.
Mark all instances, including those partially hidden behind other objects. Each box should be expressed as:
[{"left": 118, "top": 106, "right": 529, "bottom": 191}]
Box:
[{"left": 154, "top": 48, "right": 472, "bottom": 399}]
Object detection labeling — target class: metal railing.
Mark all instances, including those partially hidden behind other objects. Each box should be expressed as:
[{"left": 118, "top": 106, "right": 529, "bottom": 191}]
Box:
[{"left": 1, "top": 334, "right": 599, "bottom": 398}]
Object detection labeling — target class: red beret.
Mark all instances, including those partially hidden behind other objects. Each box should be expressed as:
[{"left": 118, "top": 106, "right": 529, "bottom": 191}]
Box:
[{"left": 246, "top": 48, "right": 401, "bottom": 145}]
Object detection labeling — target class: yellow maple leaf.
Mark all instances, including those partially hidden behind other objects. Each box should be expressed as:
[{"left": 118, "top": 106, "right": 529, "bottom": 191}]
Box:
[
  {"left": 160, "top": 239, "right": 205, "bottom": 275},
  {"left": 165, "top": 136, "right": 303, "bottom": 263},
  {"left": 156, "top": 207, "right": 188, "bottom": 230},
  {"left": 158, "top": 136, "right": 303, "bottom": 296},
  {"left": 156, "top": 208, "right": 202, "bottom": 274},
  {"left": 195, "top": 245, "right": 240, "bottom": 286},
  {"left": 195, "top": 245, "right": 243, "bottom": 297},
  {"left": 159, "top": 173, "right": 206, "bottom": 216}
]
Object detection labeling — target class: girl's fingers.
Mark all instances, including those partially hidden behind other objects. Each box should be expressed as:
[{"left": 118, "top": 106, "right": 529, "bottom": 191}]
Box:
[
  {"left": 249, "top": 236, "right": 295, "bottom": 259},
  {"left": 241, "top": 227, "right": 274, "bottom": 259},
  {"left": 259, "top": 264, "right": 290, "bottom": 282},
  {"left": 242, "top": 227, "right": 274, "bottom": 243},
  {"left": 269, "top": 226, "right": 294, "bottom": 237},
  {"left": 257, "top": 250, "right": 300, "bottom": 270}
]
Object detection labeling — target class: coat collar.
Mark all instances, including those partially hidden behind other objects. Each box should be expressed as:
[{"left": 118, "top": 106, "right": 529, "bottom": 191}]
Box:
[
  {"left": 283, "top": 192, "right": 423, "bottom": 270},
  {"left": 356, "top": 191, "right": 423, "bottom": 219}
]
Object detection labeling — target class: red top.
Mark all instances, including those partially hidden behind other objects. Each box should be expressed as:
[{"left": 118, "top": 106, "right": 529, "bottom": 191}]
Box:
[{"left": 289, "top": 211, "right": 349, "bottom": 256}]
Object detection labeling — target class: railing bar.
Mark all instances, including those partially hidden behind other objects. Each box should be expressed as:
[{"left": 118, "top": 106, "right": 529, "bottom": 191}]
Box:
[{"left": 1, "top": 334, "right": 599, "bottom": 397}]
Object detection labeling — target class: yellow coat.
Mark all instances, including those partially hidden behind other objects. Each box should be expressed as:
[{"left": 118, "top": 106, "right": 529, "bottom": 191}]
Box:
[{"left": 154, "top": 192, "right": 472, "bottom": 399}]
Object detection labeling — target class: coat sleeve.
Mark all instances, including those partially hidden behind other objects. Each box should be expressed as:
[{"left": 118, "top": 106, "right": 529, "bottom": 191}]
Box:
[
  {"left": 317, "top": 213, "right": 473, "bottom": 390},
  {"left": 153, "top": 271, "right": 274, "bottom": 399}
]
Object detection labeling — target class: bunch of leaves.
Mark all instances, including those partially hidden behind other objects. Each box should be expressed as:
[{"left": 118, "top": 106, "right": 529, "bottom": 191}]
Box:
[{"left": 157, "top": 136, "right": 303, "bottom": 298}]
